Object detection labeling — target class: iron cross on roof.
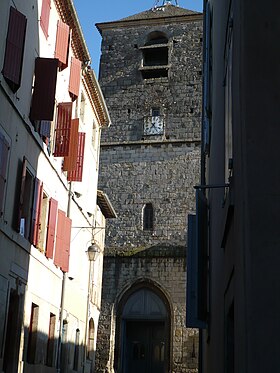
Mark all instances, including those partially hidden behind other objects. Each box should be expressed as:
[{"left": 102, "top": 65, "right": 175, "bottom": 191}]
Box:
[{"left": 154, "top": 0, "right": 179, "bottom": 6}]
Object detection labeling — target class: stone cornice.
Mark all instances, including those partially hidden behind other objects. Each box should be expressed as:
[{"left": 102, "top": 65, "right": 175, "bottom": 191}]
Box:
[{"left": 96, "top": 13, "right": 203, "bottom": 35}]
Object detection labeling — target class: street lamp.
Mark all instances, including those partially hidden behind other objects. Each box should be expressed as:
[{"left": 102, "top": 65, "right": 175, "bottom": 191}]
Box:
[
  {"left": 84, "top": 242, "right": 100, "bottom": 372},
  {"left": 86, "top": 242, "right": 100, "bottom": 262}
]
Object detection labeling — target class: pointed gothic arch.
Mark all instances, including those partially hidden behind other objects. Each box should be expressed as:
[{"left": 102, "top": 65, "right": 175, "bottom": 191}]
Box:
[{"left": 114, "top": 281, "right": 171, "bottom": 373}]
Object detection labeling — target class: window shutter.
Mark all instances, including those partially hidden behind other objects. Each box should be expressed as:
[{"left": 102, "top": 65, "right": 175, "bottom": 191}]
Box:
[
  {"left": 196, "top": 189, "right": 208, "bottom": 323},
  {"left": 69, "top": 57, "right": 81, "bottom": 100},
  {"left": 2, "top": 7, "right": 27, "bottom": 93},
  {"left": 61, "top": 216, "right": 71, "bottom": 272},
  {"left": 17, "top": 158, "right": 27, "bottom": 232},
  {"left": 186, "top": 214, "right": 207, "bottom": 329},
  {"left": 54, "top": 209, "right": 65, "bottom": 269},
  {"left": 40, "top": 0, "right": 51, "bottom": 38},
  {"left": 63, "top": 119, "right": 79, "bottom": 171},
  {"left": 29, "top": 58, "right": 59, "bottom": 121},
  {"left": 0, "top": 133, "right": 9, "bottom": 215},
  {"left": 53, "top": 102, "right": 72, "bottom": 157},
  {"left": 46, "top": 198, "right": 58, "bottom": 259},
  {"left": 30, "top": 179, "right": 43, "bottom": 246},
  {"left": 67, "top": 132, "right": 85, "bottom": 182},
  {"left": 54, "top": 20, "right": 70, "bottom": 69}
]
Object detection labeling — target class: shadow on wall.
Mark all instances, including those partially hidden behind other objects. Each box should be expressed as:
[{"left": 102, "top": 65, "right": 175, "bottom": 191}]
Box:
[{"left": 2, "top": 326, "right": 96, "bottom": 373}]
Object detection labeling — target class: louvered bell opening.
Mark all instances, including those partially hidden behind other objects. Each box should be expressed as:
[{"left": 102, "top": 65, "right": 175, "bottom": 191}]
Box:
[
  {"left": 2, "top": 7, "right": 27, "bottom": 92},
  {"left": 29, "top": 58, "right": 59, "bottom": 121}
]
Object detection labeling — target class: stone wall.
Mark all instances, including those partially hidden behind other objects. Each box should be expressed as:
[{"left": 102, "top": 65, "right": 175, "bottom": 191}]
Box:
[
  {"left": 95, "top": 249, "right": 199, "bottom": 373},
  {"left": 98, "top": 143, "right": 200, "bottom": 253}
]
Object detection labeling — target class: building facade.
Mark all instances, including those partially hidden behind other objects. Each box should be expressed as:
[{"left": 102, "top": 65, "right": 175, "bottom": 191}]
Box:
[
  {"left": 0, "top": 1, "right": 113, "bottom": 372},
  {"left": 95, "top": 3, "right": 203, "bottom": 373},
  {"left": 193, "top": 0, "right": 280, "bottom": 372}
]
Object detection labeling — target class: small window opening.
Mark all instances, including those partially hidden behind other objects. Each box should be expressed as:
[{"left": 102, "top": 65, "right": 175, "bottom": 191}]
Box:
[
  {"left": 152, "top": 107, "right": 160, "bottom": 117},
  {"left": 73, "top": 328, "right": 80, "bottom": 371},
  {"left": 27, "top": 303, "right": 39, "bottom": 364},
  {"left": 143, "top": 203, "right": 154, "bottom": 230},
  {"left": 143, "top": 47, "right": 168, "bottom": 66},
  {"left": 46, "top": 313, "right": 56, "bottom": 367},
  {"left": 141, "top": 32, "right": 169, "bottom": 79},
  {"left": 80, "top": 93, "right": 86, "bottom": 123},
  {"left": 87, "top": 318, "right": 95, "bottom": 361}
]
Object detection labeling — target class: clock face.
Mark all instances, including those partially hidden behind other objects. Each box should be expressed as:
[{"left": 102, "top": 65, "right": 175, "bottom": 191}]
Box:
[{"left": 144, "top": 116, "right": 164, "bottom": 135}]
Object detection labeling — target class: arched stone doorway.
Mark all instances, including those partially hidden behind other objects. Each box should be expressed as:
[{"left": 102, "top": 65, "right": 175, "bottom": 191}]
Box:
[{"left": 115, "top": 286, "right": 170, "bottom": 373}]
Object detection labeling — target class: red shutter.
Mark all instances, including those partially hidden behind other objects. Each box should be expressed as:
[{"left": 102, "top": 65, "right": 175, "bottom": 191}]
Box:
[
  {"left": 54, "top": 209, "right": 65, "bottom": 269},
  {"left": 69, "top": 57, "right": 81, "bottom": 100},
  {"left": 30, "top": 178, "right": 43, "bottom": 245},
  {"left": 54, "top": 20, "right": 70, "bottom": 69},
  {"left": 67, "top": 133, "right": 86, "bottom": 182},
  {"left": 63, "top": 119, "right": 79, "bottom": 171},
  {"left": 53, "top": 102, "right": 72, "bottom": 156},
  {"left": 40, "top": 0, "right": 51, "bottom": 38},
  {"left": 46, "top": 198, "right": 58, "bottom": 259},
  {"left": 17, "top": 158, "right": 27, "bottom": 232},
  {"left": 2, "top": 7, "right": 27, "bottom": 92},
  {"left": 61, "top": 216, "right": 72, "bottom": 272},
  {"left": 0, "top": 133, "right": 9, "bottom": 215},
  {"left": 29, "top": 58, "right": 59, "bottom": 121}
]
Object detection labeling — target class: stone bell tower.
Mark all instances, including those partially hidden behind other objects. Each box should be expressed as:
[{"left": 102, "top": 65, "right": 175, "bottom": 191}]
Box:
[{"left": 95, "top": 3, "right": 203, "bottom": 373}]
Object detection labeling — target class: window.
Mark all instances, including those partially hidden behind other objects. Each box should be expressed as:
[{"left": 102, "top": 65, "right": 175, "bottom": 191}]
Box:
[
  {"left": 46, "top": 313, "right": 56, "bottom": 367},
  {"left": 45, "top": 198, "right": 58, "bottom": 259},
  {"left": 2, "top": 7, "right": 27, "bottom": 92},
  {"left": 40, "top": 0, "right": 51, "bottom": 38},
  {"left": 37, "top": 191, "right": 49, "bottom": 252},
  {"left": 140, "top": 32, "right": 169, "bottom": 79},
  {"left": 73, "top": 329, "right": 80, "bottom": 371},
  {"left": 87, "top": 319, "right": 95, "bottom": 361},
  {"left": 18, "top": 159, "right": 35, "bottom": 239},
  {"left": 53, "top": 102, "right": 73, "bottom": 157},
  {"left": 143, "top": 203, "right": 154, "bottom": 230},
  {"left": 27, "top": 303, "right": 39, "bottom": 364},
  {"left": 17, "top": 159, "right": 49, "bottom": 247},
  {"left": 0, "top": 129, "right": 10, "bottom": 216},
  {"left": 60, "top": 320, "right": 68, "bottom": 372},
  {"left": 80, "top": 93, "right": 86, "bottom": 123}
]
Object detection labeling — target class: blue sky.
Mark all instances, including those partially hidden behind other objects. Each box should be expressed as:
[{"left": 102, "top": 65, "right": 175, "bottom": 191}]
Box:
[{"left": 73, "top": 0, "right": 203, "bottom": 75}]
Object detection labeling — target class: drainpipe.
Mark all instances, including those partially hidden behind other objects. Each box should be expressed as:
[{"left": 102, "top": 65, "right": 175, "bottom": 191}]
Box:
[{"left": 56, "top": 182, "right": 72, "bottom": 373}]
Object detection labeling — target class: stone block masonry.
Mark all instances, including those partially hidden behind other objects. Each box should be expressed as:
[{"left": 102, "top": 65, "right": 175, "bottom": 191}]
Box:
[{"left": 95, "top": 6, "right": 203, "bottom": 373}]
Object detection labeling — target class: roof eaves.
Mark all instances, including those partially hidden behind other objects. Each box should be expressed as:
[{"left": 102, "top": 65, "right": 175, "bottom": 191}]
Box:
[
  {"left": 97, "top": 190, "right": 117, "bottom": 219},
  {"left": 54, "top": 0, "right": 91, "bottom": 65}
]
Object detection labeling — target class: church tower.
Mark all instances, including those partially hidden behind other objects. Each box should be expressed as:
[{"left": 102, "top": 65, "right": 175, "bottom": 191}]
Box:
[{"left": 95, "top": 3, "right": 203, "bottom": 373}]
